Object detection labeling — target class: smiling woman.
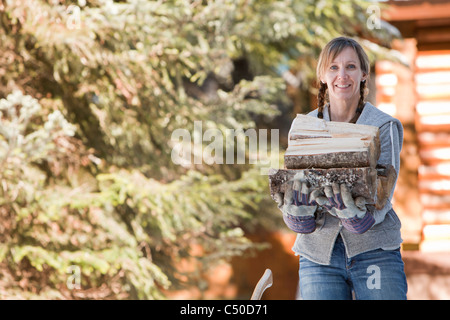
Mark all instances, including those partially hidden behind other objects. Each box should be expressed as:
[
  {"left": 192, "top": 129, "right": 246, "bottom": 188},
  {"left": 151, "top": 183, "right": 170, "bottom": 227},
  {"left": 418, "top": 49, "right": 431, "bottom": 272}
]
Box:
[
  {"left": 274, "top": 36, "right": 408, "bottom": 300},
  {"left": 316, "top": 37, "right": 370, "bottom": 123}
]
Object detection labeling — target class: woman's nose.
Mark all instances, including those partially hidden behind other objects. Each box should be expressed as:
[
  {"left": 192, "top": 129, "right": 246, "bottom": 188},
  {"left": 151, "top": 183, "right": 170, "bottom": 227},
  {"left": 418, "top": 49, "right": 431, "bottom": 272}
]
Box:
[{"left": 338, "top": 68, "right": 348, "bottom": 79}]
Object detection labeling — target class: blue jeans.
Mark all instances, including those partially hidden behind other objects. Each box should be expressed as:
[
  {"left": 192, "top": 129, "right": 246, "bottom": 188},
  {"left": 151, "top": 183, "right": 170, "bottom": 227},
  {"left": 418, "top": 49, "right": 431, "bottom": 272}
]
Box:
[{"left": 298, "top": 235, "right": 408, "bottom": 300}]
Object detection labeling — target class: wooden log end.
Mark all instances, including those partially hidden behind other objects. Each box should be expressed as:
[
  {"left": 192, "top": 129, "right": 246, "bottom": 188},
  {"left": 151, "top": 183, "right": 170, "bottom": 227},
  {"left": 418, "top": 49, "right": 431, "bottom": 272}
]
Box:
[
  {"left": 269, "top": 166, "right": 396, "bottom": 210},
  {"left": 375, "top": 164, "right": 397, "bottom": 210}
]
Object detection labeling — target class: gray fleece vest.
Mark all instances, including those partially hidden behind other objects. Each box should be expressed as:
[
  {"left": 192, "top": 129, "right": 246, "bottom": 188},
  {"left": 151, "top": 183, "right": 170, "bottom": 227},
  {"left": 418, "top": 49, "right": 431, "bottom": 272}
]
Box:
[{"left": 291, "top": 102, "right": 404, "bottom": 265}]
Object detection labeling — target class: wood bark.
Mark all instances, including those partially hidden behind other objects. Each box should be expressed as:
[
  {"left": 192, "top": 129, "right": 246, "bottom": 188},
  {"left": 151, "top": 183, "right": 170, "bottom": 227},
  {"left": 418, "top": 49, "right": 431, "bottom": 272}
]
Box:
[
  {"left": 375, "top": 164, "right": 397, "bottom": 209},
  {"left": 269, "top": 167, "right": 377, "bottom": 203},
  {"left": 268, "top": 166, "right": 396, "bottom": 210},
  {"left": 285, "top": 148, "right": 376, "bottom": 169}
]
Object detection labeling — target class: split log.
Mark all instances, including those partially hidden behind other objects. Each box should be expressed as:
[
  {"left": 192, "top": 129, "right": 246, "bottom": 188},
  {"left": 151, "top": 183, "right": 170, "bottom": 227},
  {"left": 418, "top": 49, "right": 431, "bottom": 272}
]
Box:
[
  {"left": 288, "top": 114, "right": 379, "bottom": 142},
  {"left": 285, "top": 115, "right": 380, "bottom": 169},
  {"left": 268, "top": 167, "right": 377, "bottom": 204},
  {"left": 268, "top": 164, "right": 396, "bottom": 210},
  {"left": 375, "top": 164, "right": 397, "bottom": 209},
  {"left": 285, "top": 144, "right": 377, "bottom": 169}
]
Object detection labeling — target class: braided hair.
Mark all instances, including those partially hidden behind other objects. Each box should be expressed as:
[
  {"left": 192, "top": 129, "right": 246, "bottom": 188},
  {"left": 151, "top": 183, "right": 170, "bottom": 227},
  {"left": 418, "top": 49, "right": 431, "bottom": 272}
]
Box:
[
  {"left": 356, "top": 79, "right": 366, "bottom": 114},
  {"left": 317, "top": 81, "right": 327, "bottom": 119}
]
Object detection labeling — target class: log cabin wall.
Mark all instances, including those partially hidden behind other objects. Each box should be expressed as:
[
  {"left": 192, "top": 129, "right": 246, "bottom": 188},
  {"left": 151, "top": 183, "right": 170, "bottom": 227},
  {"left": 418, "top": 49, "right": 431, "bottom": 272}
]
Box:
[
  {"left": 375, "top": 39, "right": 423, "bottom": 246},
  {"left": 383, "top": 0, "right": 450, "bottom": 251},
  {"left": 415, "top": 50, "right": 450, "bottom": 251}
]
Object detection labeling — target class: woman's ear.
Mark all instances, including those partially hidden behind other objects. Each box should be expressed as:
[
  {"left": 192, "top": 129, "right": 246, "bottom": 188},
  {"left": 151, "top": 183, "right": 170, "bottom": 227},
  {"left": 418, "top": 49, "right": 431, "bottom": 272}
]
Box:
[{"left": 361, "top": 73, "right": 368, "bottom": 83}]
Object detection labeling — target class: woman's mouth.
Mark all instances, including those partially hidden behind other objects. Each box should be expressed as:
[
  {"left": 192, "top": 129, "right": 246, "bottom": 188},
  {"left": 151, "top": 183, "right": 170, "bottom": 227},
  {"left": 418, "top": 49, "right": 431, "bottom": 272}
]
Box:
[{"left": 335, "top": 84, "right": 351, "bottom": 89}]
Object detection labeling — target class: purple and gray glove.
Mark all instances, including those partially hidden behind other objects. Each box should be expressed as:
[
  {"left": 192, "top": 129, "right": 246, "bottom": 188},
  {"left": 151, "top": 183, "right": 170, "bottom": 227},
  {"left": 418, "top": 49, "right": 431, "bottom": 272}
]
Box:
[
  {"left": 275, "top": 175, "right": 321, "bottom": 234},
  {"left": 322, "top": 183, "right": 375, "bottom": 234},
  {"left": 275, "top": 176, "right": 375, "bottom": 234}
]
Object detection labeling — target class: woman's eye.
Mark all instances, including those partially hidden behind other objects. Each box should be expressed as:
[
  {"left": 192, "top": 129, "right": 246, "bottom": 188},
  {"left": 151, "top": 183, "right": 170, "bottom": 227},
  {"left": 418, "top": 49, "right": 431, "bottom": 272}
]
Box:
[
  {"left": 347, "top": 64, "right": 356, "bottom": 69},
  {"left": 330, "top": 65, "right": 338, "bottom": 70}
]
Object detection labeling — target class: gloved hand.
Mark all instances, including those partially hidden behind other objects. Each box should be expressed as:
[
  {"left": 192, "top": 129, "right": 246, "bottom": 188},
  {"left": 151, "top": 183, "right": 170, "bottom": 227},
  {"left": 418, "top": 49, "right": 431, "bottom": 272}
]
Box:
[
  {"left": 322, "top": 183, "right": 375, "bottom": 234},
  {"left": 275, "top": 175, "right": 321, "bottom": 234},
  {"left": 323, "top": 183, "right": 366, "bottom": 218}
]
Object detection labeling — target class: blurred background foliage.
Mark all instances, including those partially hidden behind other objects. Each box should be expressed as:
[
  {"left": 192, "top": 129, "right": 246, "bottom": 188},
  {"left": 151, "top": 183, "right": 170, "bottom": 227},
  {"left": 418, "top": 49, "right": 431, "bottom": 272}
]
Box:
[{"left": 0, "top": 0, "right": 400, "bottom": 299}]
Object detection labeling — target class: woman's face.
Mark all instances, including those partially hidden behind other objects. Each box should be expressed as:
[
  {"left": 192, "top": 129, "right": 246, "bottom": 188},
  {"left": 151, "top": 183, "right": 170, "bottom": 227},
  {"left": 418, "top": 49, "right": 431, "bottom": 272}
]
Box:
[{"left": 321, "top": 46, "right": 367, "bottom": 105}]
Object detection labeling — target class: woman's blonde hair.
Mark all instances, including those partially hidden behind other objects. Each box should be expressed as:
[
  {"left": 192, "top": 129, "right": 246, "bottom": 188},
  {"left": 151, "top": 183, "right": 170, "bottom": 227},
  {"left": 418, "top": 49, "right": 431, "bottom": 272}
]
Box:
[{"left": 316, "top": 37, "right": 370, "bottom": 120}]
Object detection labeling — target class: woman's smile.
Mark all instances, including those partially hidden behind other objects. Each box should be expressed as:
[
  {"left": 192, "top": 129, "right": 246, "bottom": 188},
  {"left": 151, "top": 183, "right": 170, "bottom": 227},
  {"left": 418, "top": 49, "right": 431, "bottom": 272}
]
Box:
[{"left": 335, "top": 84, "right": 351, "bottom": 89}]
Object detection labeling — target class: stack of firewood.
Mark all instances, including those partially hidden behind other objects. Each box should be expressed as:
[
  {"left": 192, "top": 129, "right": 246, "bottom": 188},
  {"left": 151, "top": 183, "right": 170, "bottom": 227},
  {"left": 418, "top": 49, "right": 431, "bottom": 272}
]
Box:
[{"left": 269, "top": 115, "right": 396, "bottom": 210}]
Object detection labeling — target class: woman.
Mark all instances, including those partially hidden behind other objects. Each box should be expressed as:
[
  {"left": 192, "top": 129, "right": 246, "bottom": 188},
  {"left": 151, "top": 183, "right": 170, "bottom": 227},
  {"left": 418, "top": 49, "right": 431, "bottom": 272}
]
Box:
[{"left": 277, "top": 37, "right": 407, "bottom": 300}]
